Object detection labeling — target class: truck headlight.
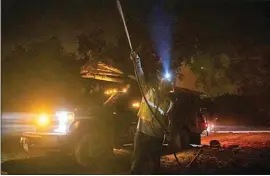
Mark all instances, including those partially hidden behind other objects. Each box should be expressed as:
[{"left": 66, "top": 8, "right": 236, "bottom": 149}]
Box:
[
  {"left": 37, "top": 114, "right": 50, "bottom": 126},
  {"left": 54, "top": 111, "right": 74, "bottom": 133},
  {"left": 122, "top": 88, "right": 127, "bottom": 93},
  {"left": 56, "top": 111, "right": 69, "bottom": 123},
  {"left": 54, "top": 124, "right": 67, "bottom": 133},
  {"left": 132, "top": 102, "right": 140, "bottom": 109}
]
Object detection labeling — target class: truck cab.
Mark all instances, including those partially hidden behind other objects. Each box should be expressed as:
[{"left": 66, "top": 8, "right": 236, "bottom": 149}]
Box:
[
  {"left": 20, "top": 61, "right": 212, "bottom": 166},
  {"left": 20, "top": 82, "right": 141, "bottom": 166}
]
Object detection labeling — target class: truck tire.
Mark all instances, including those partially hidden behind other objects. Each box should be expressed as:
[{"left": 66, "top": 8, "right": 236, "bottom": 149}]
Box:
[
  {"left": 46, "top": 150, "right": 71, "bottom": 158},
  {"left": 74, "top": 133, "right": 113, "bottom": 167},
  {"left": 202, "top": 130, "right": 209, "bottom": 136},
  {"left": 190, "top": 132, "right": 201, "bottom": 145},
  {"left": 179, "top": 129, "right": 191, "bottom": 150},
  {"left": 170, "top": 129, "right": 190, "bottom": 152}
]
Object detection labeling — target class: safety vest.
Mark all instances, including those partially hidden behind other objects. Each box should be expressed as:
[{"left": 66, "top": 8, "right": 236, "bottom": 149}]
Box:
[{"left": 137, "top": 88, "right": 172, "bottom": 137}]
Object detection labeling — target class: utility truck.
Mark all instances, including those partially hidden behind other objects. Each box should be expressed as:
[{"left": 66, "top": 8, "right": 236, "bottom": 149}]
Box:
[{"left": 20, "top": 61, "right": 210, "bottom": 166}]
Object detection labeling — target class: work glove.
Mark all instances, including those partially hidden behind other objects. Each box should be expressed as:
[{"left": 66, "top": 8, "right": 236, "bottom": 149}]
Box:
[{"left": 130, "top": 51, "right": 139, "bottom": 61}]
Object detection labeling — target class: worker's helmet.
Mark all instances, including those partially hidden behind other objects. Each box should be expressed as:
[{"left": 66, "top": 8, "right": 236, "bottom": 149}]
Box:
[{"left": 159, "top": 78, "right": 174, "bottom": 93}]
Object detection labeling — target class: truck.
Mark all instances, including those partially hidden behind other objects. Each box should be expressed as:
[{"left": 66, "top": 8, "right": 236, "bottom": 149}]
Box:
[{"left": 20, "top": 61, "right": 211, "bottom": 167}]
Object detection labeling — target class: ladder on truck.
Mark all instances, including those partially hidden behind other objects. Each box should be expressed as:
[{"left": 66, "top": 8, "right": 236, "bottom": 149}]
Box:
[{"left": 80, "top": 61, "right": 136, "bottom": 83}]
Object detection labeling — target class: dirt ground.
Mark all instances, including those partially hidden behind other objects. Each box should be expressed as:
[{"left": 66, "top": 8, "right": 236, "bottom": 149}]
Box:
[{"left": 1, "top": 133, "right": 270, "bottom": 174}]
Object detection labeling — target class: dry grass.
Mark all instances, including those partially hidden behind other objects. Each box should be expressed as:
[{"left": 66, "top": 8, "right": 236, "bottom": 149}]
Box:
[{"left": 2, "top": 133, "right": 270, "bottom": 174}]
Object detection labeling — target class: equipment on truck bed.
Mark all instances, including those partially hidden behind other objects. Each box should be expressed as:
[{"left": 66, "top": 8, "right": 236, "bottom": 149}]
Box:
[{"left": 80, "top": 61, "right": 136, "bottom": 83}]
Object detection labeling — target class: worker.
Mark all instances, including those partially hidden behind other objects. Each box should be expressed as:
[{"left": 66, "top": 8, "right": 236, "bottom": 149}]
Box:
[{"left": 129, "top": 51, "right": 174, "bottom": 174}]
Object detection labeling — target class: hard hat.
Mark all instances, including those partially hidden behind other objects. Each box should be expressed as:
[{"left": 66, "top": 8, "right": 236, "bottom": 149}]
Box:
[{"left": 159, "top": 78, "right": 173, "bottom": 92}]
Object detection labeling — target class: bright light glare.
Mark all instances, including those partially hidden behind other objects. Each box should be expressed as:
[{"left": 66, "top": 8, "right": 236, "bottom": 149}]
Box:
[
  {"left": 68, "top": 114, "right": 74, "bottom": 121},
  {"left": 56, "top": 111, "right": 68, "bottom": 123},
  {"left": 164, "top": 72, "right": 171, "bottom": 80},
  {"left": 54, "top": 111, "right": 72, "bottom": 133},
  {"left": 54, "top": 124, "right": 67, "bottom": 133},
  {"left": 105, "top": 88, "right": 123, "bottom": 95},
  {"left": 132, "top": 102, "right": 140, "bottom": 108},
  {"left": 38, "top": 114, "right": 49, "bottom": 126}
]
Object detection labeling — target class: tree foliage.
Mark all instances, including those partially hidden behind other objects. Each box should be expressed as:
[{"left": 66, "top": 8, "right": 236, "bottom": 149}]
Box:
[
  {"left": 2, "top": 0, "right": 270, "bottom": 120},
  {"left": 2, "top": 37, "right": 83, "bottom": 111},
  {"left": 76, "top": 28, "right": 162, "bottom": 84},
  {"left": 184, "top": 52, "right": 237, "bottom": 97}
]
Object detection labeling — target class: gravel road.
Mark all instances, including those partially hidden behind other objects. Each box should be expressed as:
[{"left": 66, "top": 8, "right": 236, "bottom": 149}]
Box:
[{"left": 1, "top": 133, "right": 270, "bottom": 174}]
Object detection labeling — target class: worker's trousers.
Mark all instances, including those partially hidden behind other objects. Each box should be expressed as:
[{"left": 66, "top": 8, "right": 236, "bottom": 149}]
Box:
[{"left": 130, "top": 131, "right": 164, "bottom": 174}]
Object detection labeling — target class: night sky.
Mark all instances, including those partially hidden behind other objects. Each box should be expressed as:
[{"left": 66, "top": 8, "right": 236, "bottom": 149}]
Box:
[
  {"left": 2, "top": 0, "right": 270, "bottom": 113},
  {"left": 2, "top": 0, "right": 270, "bottom": 58}
]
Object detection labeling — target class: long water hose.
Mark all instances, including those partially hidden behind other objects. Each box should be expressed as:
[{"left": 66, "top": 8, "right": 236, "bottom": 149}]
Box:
[
  {"left": 116, "top": 0, "right": 168, "bottom": 135},
  {"left": 115, "top": 0, "right": 205, "bottom": 170}
]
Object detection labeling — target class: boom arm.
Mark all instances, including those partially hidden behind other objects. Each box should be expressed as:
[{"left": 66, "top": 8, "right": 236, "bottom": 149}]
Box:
[{"left": 80, "top": 61, "right": 136, "bottom": 83}]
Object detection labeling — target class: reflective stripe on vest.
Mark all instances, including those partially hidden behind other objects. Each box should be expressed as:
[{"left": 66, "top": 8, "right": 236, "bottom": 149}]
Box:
[
  {"left": 138, "top": 88, "right": 169, "bottom": 122},
  {"left": 147, "top": 100, "right": 165, "bottom": 115}
]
